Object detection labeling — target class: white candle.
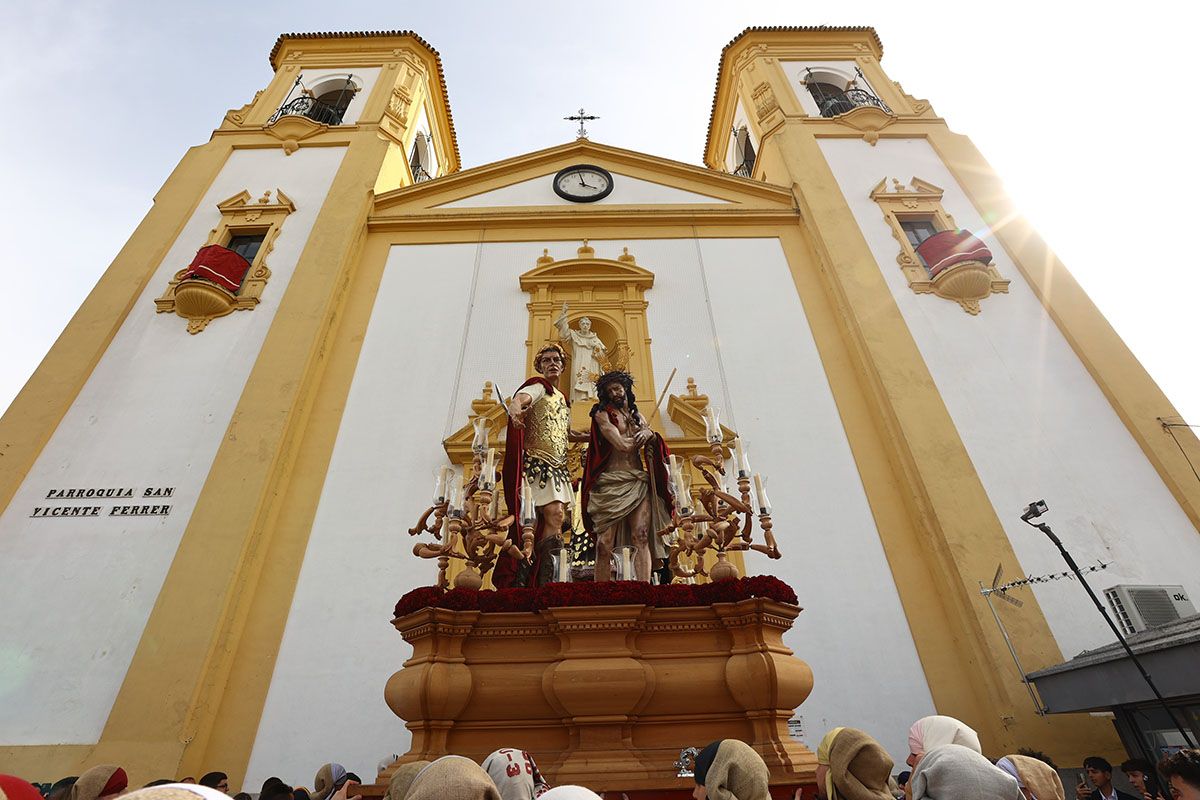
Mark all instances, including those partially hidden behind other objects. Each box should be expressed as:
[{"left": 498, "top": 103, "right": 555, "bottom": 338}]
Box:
[
  {"left": 558, "top": 550, "right": 570, "bottom": 583},
  {"left": 621, "top": 547, "right": 633, "bottom": 581},
  {"left": 471, "top": 417, "right": 491, "bottom": 452},
  {"left": 677, "top": 471, "right": 692, "bottom": 515},
  {"left": 447, "top": 476, "right": 461, "bottom": 517},
  {"left": 753, "top": 473, "right": 772, "bottom": 515},
  {"left": 704, "top": 407, "right": 721, "bottom": 442},
  {"left": 433, "top": 467, "right": 447, "bottom": 504},
  {"left": 521, "top": 482, "right": 535, "bottom": 524},
  {"left": 734, "top": 438, "right": 751, "bottom": 478},
  {"left": 483, "top": 447, "right": 496, "bottom": 487}
]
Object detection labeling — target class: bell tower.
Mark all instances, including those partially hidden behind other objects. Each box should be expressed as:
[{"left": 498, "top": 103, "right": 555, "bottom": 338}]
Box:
[
  {"left": 0, "top": 31, "right": 459, "bottom": 783},
  {"left": 704, "top": 26, "right": 1200, "bottom": 760}
]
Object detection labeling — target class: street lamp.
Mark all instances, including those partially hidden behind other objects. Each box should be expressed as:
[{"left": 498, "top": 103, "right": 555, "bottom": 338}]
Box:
[{"left": 1021, "top": 500, "right": 1194, "bottom": 747}]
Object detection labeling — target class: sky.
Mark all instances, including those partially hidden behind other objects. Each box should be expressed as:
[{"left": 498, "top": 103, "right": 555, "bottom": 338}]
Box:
[{"left": 1, "top": 0, "right": 1198, "bottom": 428}]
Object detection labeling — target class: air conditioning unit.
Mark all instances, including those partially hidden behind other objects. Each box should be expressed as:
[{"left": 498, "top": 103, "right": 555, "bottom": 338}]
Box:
[{"left": 1104, "top": 585, "right": 1195, "bottom": 635}]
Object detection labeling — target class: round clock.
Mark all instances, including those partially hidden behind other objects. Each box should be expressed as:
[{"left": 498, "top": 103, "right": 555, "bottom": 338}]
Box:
[{"left": 552, "top": 165, "right": 614, "bottom": 203}]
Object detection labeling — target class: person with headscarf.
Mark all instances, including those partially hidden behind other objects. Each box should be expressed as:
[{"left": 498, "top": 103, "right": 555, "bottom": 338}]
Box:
[
  {"left": 311, "top": 765, "right": 350, "bottom": 800},
  {"left": 481, "top": 748, "right": 552, "bottom": 800},
  {"left": 910, "top": 744, "right": 1021, "bottom": 800},
  {"left": 66, "top": 766, "right": 128, "bottom": 800},
  {"left": 385, "top": 761, "right": 430, "bottom": 800},
  {"left": 815, "top": 728, "right": 894, "bottom": 800},
  {"left": 405, "top": 756, "right": 501, "bottom": 800},
  {"left": 117, "top": 784, "right": 241, "bottom": 800},
  {"left": 692, "top": 739, "right": 771, "bottom": 800},
  {"left": 538, "top": 789, "right": 602, "bottom": 800},
  {"left": 905, "top": 715, "right": 982, "bottom": 769},
  {"left": 997, "top": 755, "right": 1065, "bottom": 800}
]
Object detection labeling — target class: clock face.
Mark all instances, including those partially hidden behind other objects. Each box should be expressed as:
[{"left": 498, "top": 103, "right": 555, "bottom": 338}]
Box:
[{"left": 553, "top": 165, "right": 614, "bottom": 203}]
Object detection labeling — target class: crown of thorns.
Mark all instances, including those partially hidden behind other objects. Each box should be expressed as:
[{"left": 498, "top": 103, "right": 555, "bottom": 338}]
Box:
[{"left": 595, "top": 370, "right": 635, "bottom": 391}]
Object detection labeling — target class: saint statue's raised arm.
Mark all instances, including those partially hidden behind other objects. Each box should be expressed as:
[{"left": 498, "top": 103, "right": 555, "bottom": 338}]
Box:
[{"left": 554, "top": 302, "right": 607, "bottom": 402}]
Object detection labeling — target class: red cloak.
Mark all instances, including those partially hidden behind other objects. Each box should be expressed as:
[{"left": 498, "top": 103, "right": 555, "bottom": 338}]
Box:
[
  {"left": 581, "top": 407, "right": 674, "bottom": 534},
  {"left": 492, "top": 376, "right": 565, "bottom": 588}
]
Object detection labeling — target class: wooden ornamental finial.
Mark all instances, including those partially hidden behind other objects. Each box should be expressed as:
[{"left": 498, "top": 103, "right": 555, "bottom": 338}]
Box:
[
  {"left": 536, "top": 248, "right": 554, "bottom": 266},
  {"left": 618, "top": 246, "right": 636, "bottom": 264},
  {"left": 577, "top": 239, "right": 595, "bottom": 258}
]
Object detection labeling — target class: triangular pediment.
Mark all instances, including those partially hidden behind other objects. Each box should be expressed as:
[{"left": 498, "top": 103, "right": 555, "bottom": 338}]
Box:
[{"left": 372, "top": 139, "right": 793, "bottom": 215}]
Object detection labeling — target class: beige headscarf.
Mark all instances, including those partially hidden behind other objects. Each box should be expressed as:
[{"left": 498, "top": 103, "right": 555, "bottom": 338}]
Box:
[
  {"left": 538, "top": 790, "right": 601, "bottom": 800},
  {"left": 67, "top": 766, "right": 128, "bottom": 800},
  {"left": 816, "top": 728, "right": 894, "bottom": 800},
  {"left": 122, "top": 787, "right": 233, "bottom": 800},
  {"left": 911, "top": 745, "right": 1021, "bottom": 800},
  {"left": 311, "top": 764, "right": 349, "bottom": 800},
  {"left": 700, "top": 740, "right": 771, "bottom": 800},
  {"left": 1002, "top": 755, "right": 1065, "bottom": 800},
  {"left": 907, "top": 716, "right": 981, "bottom": 759},
  {"left": 405, "top": 756, "right": 501, "bottom": 800},
  {"left": 386, "top": 761, "right": 431, "bottom": 800}
]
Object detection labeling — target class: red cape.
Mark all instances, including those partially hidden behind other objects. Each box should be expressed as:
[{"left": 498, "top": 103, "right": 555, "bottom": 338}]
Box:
[
  {"left": 581, "top": 407, "right": 674, "bottom": 533},
  {"left": 492, "top": 376, "right": 564, "bottom": 588}
]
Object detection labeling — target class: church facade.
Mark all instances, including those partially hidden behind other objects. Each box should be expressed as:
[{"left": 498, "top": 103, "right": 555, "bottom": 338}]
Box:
[{"left": 2, "top": 26, "right": 1199, "bottom": 789}]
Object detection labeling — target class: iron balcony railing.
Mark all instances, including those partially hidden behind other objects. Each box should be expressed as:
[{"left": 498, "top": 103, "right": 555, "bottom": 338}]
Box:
[
  {"left": 815, "top": 88, "right": 891, "bottom": 118},
  {"left": 267, "top": 95, "right": 348, "bottom": 127},
  {"left": 733, "top": 161, "right": 753, "bottom": 178}
]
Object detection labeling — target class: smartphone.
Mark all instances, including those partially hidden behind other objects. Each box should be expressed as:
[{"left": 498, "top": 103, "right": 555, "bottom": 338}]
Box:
[
  {"left": 1145, "top": 776, "right": 1160, "bottom": 799},
  {"left": 1077, "top": 772, "right": 1088, "bottom": 789}
]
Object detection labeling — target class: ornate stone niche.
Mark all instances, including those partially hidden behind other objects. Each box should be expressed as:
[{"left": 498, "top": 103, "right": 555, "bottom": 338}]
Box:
[
  {"left": 870, "top": 177, "right": 1009, "bottom": 314},
  {"left": 155, "top": 189, "right": 295, "bottom": 333},
  {"left": 520, "top": 242, "right": 658, "bottom": 428}
]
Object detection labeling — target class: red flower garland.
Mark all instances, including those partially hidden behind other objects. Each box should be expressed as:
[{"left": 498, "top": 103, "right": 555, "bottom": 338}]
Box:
[{"left": 393, "top": 575, "right": 797, "bottom": 618}]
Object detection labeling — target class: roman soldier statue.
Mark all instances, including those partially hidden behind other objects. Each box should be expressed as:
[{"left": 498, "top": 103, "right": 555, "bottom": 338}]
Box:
[{"left": 494, "top": 342, "right": 587, "bottom": 587}]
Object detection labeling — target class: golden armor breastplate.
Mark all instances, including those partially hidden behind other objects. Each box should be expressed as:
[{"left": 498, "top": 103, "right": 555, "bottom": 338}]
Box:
[{"left": 524, "top": 389, "right": 570, "bottom": 466}]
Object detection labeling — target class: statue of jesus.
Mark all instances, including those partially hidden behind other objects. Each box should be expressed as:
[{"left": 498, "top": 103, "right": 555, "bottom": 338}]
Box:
[{"left": 554, "top": 302, "right": 607, "bottom": 402}]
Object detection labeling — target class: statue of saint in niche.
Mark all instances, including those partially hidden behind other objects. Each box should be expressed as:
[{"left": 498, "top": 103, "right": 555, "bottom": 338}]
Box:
[{"left": 554, "top": 302, "right": 607, "bottom": 402}]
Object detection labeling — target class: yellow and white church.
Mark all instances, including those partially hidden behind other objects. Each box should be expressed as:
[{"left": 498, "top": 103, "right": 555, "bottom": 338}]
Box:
[{"left": 2, "top": 25, "right": 1199, "bottom": 790}]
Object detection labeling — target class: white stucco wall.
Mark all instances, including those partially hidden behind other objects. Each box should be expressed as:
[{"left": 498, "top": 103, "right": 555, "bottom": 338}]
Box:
[
  {"left": 817, "top": 136, "right": 1200, "bottom": 661},
  {"left": 437, "top": 171, "right": 729, "bottom": 208},
  {"left": 248, "top": 237, "right": 934, "bottom": 779},
  {"left": 0, "top": 145, "right": 347, "bottom": 745}
]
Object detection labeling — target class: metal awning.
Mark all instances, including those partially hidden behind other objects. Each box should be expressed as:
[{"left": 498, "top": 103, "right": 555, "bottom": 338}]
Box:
[{"left": 1027, "top": 614, "right": 1200, "bottom": 713}]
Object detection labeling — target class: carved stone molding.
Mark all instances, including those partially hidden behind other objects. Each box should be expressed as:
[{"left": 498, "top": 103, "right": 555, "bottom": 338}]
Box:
[
  {"left": 870, "top": 177, "right": 1008, "bottom": 314},
  {"left": 154, "top": 189, "right": 295, "bottom": 333},
  {"left": 263, "top": 113, "right": 328, "bottom": 156}
]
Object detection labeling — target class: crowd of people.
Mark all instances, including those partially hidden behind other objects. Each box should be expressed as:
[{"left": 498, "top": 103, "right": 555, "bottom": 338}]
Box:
[{"left": 3, "top": 719, "right": 1200, "bottom": 800}]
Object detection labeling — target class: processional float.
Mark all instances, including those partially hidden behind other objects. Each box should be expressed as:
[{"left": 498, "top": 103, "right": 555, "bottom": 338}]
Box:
[{"left": 376, "top": 381, "right": 817, "bottom": 797}]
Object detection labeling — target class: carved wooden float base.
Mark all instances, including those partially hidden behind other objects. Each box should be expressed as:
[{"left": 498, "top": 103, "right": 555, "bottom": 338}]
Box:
[{"left": 380, "top": 597, "right": 817, "bottom": 792}]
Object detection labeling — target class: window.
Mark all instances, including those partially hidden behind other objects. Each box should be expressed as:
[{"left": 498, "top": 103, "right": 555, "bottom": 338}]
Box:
[
  {"left": 807, "top": 82, "right": 855, "bottom": 117},
  {"left": 313, "top": 87, "right": 355, "bottom": 123},
  {"left": 410, "top": 131, "right": 434, "bottom": 182},
  {"left": 732, "top": 126, "right": 756, "bottom": 178},
  {"left": 268, "top": 74, "right": 360, "bottom": 127},
  {"left": 899, "top": 218, "right": 939, "bottom": 249},
  {"left": 804, "top": 67, "right": 891, "bottom": 118},
  {"left": 226, "top": 233, "right": 266, "bottom": 264}
]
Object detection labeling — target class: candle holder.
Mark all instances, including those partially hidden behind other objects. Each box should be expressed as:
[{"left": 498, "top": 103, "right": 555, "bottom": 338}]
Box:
[
  {"left": 408, "top": 451, "right": 525, "bottom": 589},
  {"left": 657, "top": 436, "right": 781, "bottom": 583}
]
